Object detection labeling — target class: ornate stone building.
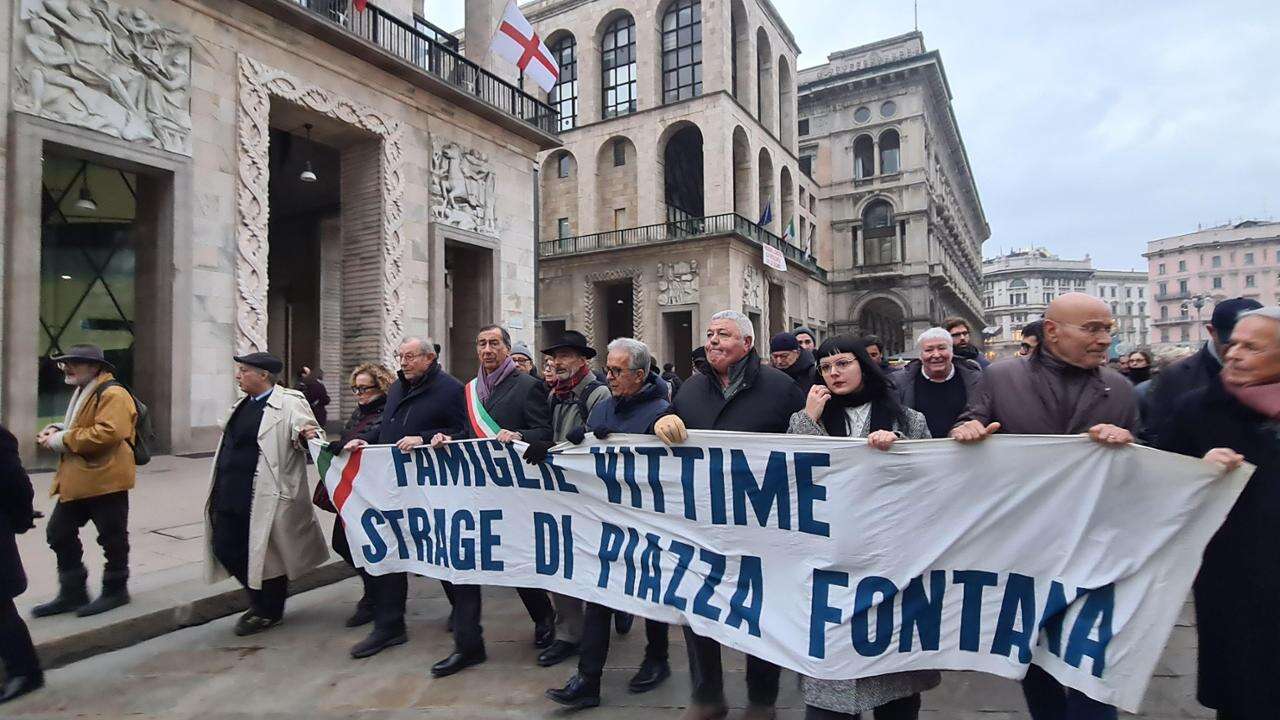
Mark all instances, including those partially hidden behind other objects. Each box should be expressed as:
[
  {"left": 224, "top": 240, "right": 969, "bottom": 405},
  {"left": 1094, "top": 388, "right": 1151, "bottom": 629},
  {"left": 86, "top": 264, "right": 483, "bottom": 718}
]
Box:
[
  {"left": 1, "top": 0, "right": 560, "bottom": 462},
  {"left": 797, "top": 32, "right": 988, "bottom": 355},
  {"left": 523, "top": 0, "right": 831, "bottom": 374}
]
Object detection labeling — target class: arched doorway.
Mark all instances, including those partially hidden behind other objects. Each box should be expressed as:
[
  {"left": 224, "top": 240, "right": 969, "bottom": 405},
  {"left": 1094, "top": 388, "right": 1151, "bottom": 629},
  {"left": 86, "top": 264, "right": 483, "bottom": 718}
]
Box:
[
  {"left": 755, "top": 28, "right": 774, "bottom": 129},
  {"left": 661, "top": 123, "right": 704, "bottom": 221},
  {"left": 597, "top": 136, "right": 637, "bottom": 230},
  {"left": 540, "top": 150, "right": 579, "bottom": 240},
  {"left": 858, "top": 297, "right": 906, "bottom": 355},
  {"left": 778, "top": 55, "right": 794, "bottom": 147},
  {"left": 732, "top": 126, "right": 752, "bottom": 217},
  {"left": 779, "top": 166, "right": 794, "bottom": 240},
  {"left": 757, "top": 147, "right": 774, "bottom": 229}
]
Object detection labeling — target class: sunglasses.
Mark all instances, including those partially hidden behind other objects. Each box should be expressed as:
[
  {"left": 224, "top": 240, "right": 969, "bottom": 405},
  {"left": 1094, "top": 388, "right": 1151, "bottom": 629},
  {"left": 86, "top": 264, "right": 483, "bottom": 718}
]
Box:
[{"left": 351, "top": 385, "right": 379, "bottom": 395}]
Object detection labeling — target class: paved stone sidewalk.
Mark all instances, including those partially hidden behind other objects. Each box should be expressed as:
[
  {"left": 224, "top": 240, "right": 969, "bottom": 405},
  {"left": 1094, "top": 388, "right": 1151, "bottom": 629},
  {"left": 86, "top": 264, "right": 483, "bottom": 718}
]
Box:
[{"left": 5, "top": 574, "right": 1211, "bottom": 719}]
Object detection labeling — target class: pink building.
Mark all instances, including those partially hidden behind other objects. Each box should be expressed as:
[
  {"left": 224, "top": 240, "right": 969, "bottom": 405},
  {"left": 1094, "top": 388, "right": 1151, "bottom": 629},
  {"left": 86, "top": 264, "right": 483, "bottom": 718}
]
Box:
[{"left": 1145, "top": 220, "right": 1280, "bottom": 350}]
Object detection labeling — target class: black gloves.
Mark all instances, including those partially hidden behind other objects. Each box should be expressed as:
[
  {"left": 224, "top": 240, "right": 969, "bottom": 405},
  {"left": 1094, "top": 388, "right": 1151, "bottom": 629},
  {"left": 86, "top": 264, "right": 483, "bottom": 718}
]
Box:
[
  {"left": 566, "top": 426, "right": 586, "bottom": 445},
  {"left": 593, "top": 428, "right": 612, "bottom": 440},
  {"left": 522, "top": 440, "right": 555, "bottom": 465}
]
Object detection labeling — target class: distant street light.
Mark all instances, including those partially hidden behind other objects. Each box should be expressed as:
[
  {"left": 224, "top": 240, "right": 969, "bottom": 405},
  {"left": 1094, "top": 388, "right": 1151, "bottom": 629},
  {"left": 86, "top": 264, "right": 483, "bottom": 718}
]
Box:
[{"left": 1180, "top": 294, "right": 1214, "bottom": 345}]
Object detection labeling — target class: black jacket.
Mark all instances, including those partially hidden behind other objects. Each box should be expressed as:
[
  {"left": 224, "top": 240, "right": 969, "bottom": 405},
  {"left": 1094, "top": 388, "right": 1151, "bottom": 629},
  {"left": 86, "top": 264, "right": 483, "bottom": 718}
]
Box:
[
  {"left": 378, "top": 362, "right": 468, "bottom": 444},
  {"left": 0, "top": 425, "right": 35, "bottom": 599},
  {"left": 1159, "top": 379, "right": 1280, "bottom": 714},
  {"left": 328, "top": 395, "right": 386, "bottom": 453},
  {"left": 673, "top": 353, "right": 805, "bottom": 432},
  {"left": 781, "top": 349, "right": 817, "bottom": 393},
  {"left": 586, "top": 373, "right": 674, "bottom": 434},
  {"left": 661, "top": 371, "right": 683, "bottom": 399},
  {"left": 1140, "top": 344, "right": 1220, "bottom": 445},
  {"left": 482, "top": 371, "right": 553, "bottom": 442}
]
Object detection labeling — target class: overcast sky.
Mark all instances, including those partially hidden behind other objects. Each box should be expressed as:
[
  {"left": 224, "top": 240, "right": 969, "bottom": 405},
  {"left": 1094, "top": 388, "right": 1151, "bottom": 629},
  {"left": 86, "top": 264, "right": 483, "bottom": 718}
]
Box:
[{"left": 429, "top": 1, "right": 1280, "bottom": 271}]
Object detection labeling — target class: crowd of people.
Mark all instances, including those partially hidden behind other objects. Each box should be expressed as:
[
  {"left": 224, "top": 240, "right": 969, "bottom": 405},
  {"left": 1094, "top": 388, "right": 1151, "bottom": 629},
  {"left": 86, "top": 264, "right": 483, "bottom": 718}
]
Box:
[{"left": 1, "top": 291, "right": 1276, "bottom": 720}]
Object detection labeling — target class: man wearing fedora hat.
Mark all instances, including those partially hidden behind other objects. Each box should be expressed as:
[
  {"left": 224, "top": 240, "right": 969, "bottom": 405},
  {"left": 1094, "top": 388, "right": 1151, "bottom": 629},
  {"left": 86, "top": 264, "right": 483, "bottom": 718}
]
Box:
[
  {"left": 529, "top": 329, "right": 610, "bottom": 668},
  {"left": 32, "top": 344, "right": 138, "bottom": 618},
  {"left": 203, "top": 352, "right": 328, "bottom": 636}
]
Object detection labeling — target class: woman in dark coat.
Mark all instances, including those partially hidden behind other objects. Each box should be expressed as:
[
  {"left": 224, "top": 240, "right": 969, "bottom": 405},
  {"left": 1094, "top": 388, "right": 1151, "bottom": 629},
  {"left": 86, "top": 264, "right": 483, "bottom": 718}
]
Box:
[
  {"left": 1158, "top": 307, "right": 1280, "bottom": 719},
  {"left": 0, "top": 423, "right": 43, "bottom": 703},
  {"left": 317, "top": 363, "right": 392, "bottom": 628}
]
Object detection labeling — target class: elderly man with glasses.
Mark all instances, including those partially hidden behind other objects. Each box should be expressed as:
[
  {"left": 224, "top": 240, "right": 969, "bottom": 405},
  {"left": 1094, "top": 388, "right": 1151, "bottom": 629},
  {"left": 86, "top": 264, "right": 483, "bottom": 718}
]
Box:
[
  {"left": 343, "top": 337, "right": 468, "bottom": 660},
  {"left": 950, "top": 292, "right": 1138, "bottom": 720}
]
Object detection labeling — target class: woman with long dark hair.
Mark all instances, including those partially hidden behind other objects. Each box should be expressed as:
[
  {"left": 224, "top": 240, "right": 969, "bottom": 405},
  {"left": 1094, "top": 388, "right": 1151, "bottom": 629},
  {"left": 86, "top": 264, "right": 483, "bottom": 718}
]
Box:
[{"left": 786, "top": 335, "right": 938, "bottom": 720}]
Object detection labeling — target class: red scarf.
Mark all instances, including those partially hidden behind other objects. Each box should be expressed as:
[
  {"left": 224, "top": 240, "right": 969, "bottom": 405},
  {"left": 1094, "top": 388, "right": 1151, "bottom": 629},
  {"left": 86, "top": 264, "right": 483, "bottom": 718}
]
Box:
[
  {"left": 553, "top": 364, "right": 591, "bottom": 401},
  {"left": 1223, "top": 378, "right": 1280, "bottom": 421}
]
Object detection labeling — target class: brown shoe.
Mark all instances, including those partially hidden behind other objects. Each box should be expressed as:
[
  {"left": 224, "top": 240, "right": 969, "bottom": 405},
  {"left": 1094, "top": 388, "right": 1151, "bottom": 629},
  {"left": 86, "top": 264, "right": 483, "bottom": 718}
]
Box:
[
  {"left": 679, "top": 703, "right": 728, "bottom": 720},
  {"left": 738, "top": 705, "right": 776, "bottom": 720}
]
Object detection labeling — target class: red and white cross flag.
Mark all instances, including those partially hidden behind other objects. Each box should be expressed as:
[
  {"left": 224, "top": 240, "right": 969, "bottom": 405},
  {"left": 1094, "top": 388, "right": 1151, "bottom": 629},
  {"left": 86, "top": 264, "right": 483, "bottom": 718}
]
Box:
[{"left": 490, "top": 0, "right": 559, "bottom": 93}]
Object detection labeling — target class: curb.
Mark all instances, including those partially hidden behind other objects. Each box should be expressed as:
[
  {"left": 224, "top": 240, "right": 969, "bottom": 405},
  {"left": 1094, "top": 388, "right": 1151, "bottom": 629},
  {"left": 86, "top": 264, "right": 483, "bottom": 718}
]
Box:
[{"left": 36, "top": 561, "right": 355, "bottom": 670}]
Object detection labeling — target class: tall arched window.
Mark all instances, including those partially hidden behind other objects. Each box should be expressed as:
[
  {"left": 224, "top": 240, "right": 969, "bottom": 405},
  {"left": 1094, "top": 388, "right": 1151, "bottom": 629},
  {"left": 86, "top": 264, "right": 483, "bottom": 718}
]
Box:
[
  {"left": 862, "top": 200, "right": 895, "bottom": 265},
  {"left": 602, "top": 16, "right": 637, "bottom": 118},
  {"left": 853, "top": 135, "right": 874, "bottom": 179},
  {"left": 549, "top": 35, "right": 578, "bottom": 131},
  {"left": 879, "top": 129, "right": 900, "bottom": 174},
  {"left": 661, "top": 0, "right": 702, "bottom": 104}
]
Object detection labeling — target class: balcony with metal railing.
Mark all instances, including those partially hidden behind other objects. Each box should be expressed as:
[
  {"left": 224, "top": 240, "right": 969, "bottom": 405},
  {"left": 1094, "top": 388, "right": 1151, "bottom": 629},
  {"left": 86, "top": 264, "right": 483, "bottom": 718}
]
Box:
[
  {"left": 242, "top": 0, "right": 559, "bottom": 143},
  {"left": 539, "top": 213, "right": 828, "bottom": 281}
]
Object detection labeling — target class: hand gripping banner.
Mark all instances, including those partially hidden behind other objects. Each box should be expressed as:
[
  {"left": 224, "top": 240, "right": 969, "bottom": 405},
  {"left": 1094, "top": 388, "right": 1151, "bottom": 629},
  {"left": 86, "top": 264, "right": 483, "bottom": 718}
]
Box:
[{"left": 309, "top": 432, "right": 1249, "bottom": 711}]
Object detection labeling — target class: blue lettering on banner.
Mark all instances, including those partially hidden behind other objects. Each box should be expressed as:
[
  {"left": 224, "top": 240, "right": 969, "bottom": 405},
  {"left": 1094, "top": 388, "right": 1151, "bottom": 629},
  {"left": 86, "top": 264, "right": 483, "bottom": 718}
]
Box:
[
  {"left": 725, "top": 555, "right": 764, "bottom": 637},
  {"left": 479, "top": 441, "right": 513, "bottom": 487},
  {"left": 1065, "top": 584, "right": 1114, "bottom": 677},
  {"left": 478, "top": 509, "right": 503, "bottom": 571},
  {"left": 899, "top": 571, "right": 946, "bottom": 652},
  {"left": 392, "top": 447, "right": 412, "bottom": 487},
  {"left": 664, "top": 540, "right": 695, "bottom": 611},
  {"left": 383, "top": 509, "right": 409, "bottom": 560},
  {"left": 432, "top": 508, "right": 449, "bottom": 568},
  {"left": 794, "top": 452, "right": 831, "bottom": 537},
  {"left": 622, "top": 527, "right": 640, "bottom": 594},
  {"left": 634, "top": 447, "right": 667, "bottom": 513},
  {"left": 535, "top": 512, "right": 560, "bottom": 576},
  {"left": 414, "top": 448, "right": 437, "bottom": 487},
  {"left": 809, "top": 569, "right": 849, "bottom": 659},
  {"left": 592, "top": 447, "right": 624, "bottom": 504},
  {"left": 991, "top": 573, "right": 1037, "bottom": 663},
  {"left": 1039, "top": 580, "right": 1072, "bottom": 656},
  {"left": 360, "top": 508, "right": 388, "bottom": 563},
  {"left": 449, "top": 510, "right": 476, "bottom": 570},
  {"left": 692, "top": 548, "right": 725, "bottom": 621},
  {"left": 461, "top": 443, "right": 487, "bottom": 485},
  {"left": 503, "top": 444, "right": 532, "bottom": 488},
  {"left": 954, "top": 570, "right": 999, "bottom": 651},
  {"left": 708, "top": 448, "right": 727, "bottom": 525},
  {"left": 597, "top": 523, "right": 625, "bottom": 588},
  {"left": 437, "top": 444, "right": 471, "bottom": 486},
  {"left": 561, "top": 514, "right": 574, "bottom": 578},
  {"left": 637, "top": 532, "right": 662, "bottom": 602},
  {"left": 671, "top": 446, "right": 705, "bottom": 520},
  {"left": 544, "top": 455, "right": 578, "bottom": 493},
  {"left": 852, "top": 575, "right": 897, "bottom": 656},
  {"left": 731, "top": 449, "right": 791, "bottom": 530},
  {"left": 407, "top": 507, "right": 431, "bottom": 562},
  {"left": 620, "top": 448, "right": 642, "bottom": 508}
]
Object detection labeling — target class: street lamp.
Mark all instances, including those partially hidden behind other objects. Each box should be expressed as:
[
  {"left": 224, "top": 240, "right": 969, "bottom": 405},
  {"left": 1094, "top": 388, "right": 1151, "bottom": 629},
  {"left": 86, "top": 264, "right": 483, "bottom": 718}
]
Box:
[{"left": 1180, "top": 294, "right": 1214, "bottom": 345}]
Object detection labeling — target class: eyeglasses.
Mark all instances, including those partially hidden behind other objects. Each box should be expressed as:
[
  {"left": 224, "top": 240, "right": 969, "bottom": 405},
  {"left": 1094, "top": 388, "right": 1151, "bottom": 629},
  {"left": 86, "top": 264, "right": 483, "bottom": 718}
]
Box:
[
  {"left": 1019, "top": 343, "right": 1033, "bottom": 352},
  {"left": 818, "top": 358, "right": 859, "bottom": 375},
  {"left": 604, "top": 366, "right": 637, "bottom": 377},
  {"left": 950, "top": 330, "right": 971, "bottom": 338},
  {"left": 351, "top": 385, "right": 379, "bottom": 395},
  {"left": 397, "top": 351, "right": 424, "bottom": 362}
]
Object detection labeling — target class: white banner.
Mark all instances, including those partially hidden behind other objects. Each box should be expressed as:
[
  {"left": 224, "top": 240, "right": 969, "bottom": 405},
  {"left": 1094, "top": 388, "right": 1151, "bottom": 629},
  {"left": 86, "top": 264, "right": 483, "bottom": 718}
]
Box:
[{"left": 311, "top": 433, "right": 1249, "bottom": 711}]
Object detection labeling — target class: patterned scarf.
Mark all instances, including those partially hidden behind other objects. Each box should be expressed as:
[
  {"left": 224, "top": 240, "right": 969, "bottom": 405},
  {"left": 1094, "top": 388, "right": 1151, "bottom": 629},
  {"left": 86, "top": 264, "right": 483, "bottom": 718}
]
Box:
[
  {"left": 1223, "top": 377, "right": 1280, "bottom": 420},
  {"left": 477, "top": 356, "right": 518, "bottom": 403},
  {"left": 552, "top": 363, "right": 591, "bottom": 401}
]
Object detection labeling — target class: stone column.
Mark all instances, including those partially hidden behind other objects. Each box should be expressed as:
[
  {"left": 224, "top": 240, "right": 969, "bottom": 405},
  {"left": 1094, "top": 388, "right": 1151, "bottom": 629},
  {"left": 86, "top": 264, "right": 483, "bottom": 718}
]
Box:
[{"left": 465, "top": 0, "right": 508, "bottom": 76}]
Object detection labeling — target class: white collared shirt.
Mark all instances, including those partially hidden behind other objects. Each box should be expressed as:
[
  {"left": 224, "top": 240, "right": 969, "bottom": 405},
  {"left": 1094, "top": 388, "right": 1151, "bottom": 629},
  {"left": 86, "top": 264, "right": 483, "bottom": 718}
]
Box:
[{"left": 920, "top": 363, "right": 956, "bottom": 383}]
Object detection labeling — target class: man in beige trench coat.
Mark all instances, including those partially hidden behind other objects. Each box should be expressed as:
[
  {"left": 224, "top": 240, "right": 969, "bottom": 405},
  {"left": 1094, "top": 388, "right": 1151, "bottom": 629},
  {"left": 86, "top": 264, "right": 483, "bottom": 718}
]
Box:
[{"left": 204, "top": 352, "right": 329, "bottom": 636}]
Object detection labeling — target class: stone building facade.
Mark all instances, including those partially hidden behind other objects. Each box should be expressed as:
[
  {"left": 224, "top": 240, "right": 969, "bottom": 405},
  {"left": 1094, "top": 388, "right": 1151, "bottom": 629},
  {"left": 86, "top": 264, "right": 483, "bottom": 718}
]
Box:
[
  {"left": 982, "top": 248, "right": 1150, "bottom": 359},
  {"left": 1145, "top": 220, "right": 1280, "bottom": 351},
  {"left": 797, "top": 32, "right": 988, "bottom": 355},
  {"left": 524, "top": 0, "right": 830, "bottom": 374},
  {"left": 1, "top": 0, "right": 560, "bottom": 462}
]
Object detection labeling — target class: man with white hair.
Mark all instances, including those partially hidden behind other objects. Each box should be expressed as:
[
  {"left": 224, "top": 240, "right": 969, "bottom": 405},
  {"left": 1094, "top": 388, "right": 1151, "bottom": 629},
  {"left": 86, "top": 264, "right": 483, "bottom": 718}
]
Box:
[
  {"left": 1159, "top": 306, "right": 1279, "bottom": 717},
  {"left": 892, "top": 327, "right": 983, "bottom": 439},
  {"left": 653, "top": 310, "right": 804, "bottom": 720}
]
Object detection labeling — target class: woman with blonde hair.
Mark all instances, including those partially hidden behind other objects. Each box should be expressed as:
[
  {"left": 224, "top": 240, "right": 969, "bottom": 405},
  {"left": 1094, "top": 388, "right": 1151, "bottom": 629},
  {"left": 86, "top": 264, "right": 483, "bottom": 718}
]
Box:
[{"left": 314, "top": 362, "right": 394, "bottom": 628}]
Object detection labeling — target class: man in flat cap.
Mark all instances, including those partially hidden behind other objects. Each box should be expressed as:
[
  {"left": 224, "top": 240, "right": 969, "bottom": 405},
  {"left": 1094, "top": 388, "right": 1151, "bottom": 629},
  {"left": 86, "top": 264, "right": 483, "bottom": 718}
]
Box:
[
  {"left": 203, "top": 353, "right": 328, "bottom": 635},
  {"left": 32, "top": 343, "right": 137, "bottom": 618}
]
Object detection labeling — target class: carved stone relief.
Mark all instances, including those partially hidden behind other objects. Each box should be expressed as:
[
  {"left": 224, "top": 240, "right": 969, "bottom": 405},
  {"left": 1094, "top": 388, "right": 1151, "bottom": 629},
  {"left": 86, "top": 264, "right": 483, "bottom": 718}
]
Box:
[
  {"left": 582, "top": 268, "right": 644, "bottom": 346},
  {"left": 14, "top": 0, "right": 193, "bottom": 155},
  {"left": 430, "top": 140, "right": 498, "bottom": 236},
  {"left": 742, "top": 264, "right": 762, "bottom": 310},
  {"left": 236, "top": 55, "right": 406, "bottom": 365},
  {"left": 656, "top": 260, "right": 699, "bottom": 306}
]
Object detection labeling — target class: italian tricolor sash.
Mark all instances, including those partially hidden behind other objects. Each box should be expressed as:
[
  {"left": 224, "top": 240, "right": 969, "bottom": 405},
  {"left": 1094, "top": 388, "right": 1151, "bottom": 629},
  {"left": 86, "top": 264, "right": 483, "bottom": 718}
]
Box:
[
  {"left": 464, "top": 378, "right": 502, "bottom": 439},
  {"left": 313, "top": 443, "right": 362, "bottom": 512}
]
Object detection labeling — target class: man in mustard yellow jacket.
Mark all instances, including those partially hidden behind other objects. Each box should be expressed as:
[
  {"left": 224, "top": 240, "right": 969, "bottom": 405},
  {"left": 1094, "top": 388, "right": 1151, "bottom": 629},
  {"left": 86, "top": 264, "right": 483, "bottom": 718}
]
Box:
[{"left": 32, "top": 344, "right": 137, "bottom": 618}]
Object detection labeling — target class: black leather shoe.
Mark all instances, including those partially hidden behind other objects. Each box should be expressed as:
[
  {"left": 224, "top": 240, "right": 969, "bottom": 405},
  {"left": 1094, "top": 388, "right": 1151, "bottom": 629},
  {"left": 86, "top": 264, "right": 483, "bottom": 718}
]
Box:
[
  {"left": 76, "top": 586, "right": 130, "bottom": 617},
  {"left": 534, "top": 617, "right": 556, "bottom": 648},
  {"left": 233, "top": 612, "right": 281, "bottom": 637},
  {"left": 545, "top": 674, "right": 601, "bottom": 709},
  {"left": 31, "top": 569, "right": 89, "bottom": 618},
  {"left": 614, "top": 612, "right": 634, "bottom": 635},
  {"left": 537, "top": 639, "right": 579, "bottom": 667},
  {"left": 345, "top": 604, "right": 374, "bottom": 628},
  {"left": 0, "top": 674, "right": 45, "bottom": 704},
  {"left": 350, "top": 628, "right": 408, "bottom": 658},
  {"left": 430, "top": 649, "right": 486, "bottom": 677},
  {"left": 628, "top": 657, "right": 671, "bottom": 693}
]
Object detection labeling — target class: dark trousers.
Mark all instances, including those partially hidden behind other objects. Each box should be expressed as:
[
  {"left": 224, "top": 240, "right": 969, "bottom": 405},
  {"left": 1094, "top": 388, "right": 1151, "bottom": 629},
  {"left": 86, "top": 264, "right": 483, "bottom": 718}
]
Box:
[
  {"left": 1023, "top": 665, "right": 1117, "bottom": 720},
  {"left": 333, "top": 519, "right": 400, "bottom": 632},
  {"left": 683, "top": 626, "right": 780, "bottom": 706},
  {"left": 47, "top": 491, "right": 129, "bottom": 575},
  {"left": 0, "top": 595, "right": 40, "bottom": 678},
  {"left": 579, "top": 602, "right": 668, "bottom": 680},
  {"left": 211, "top": 510, "right": 288, "bottom": 620},
  {"left": 804, "top": 693, "right": 922, "bottom": 719},
  {"left": 447, "top": 582, "right": 553, "bottom": 653}
]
